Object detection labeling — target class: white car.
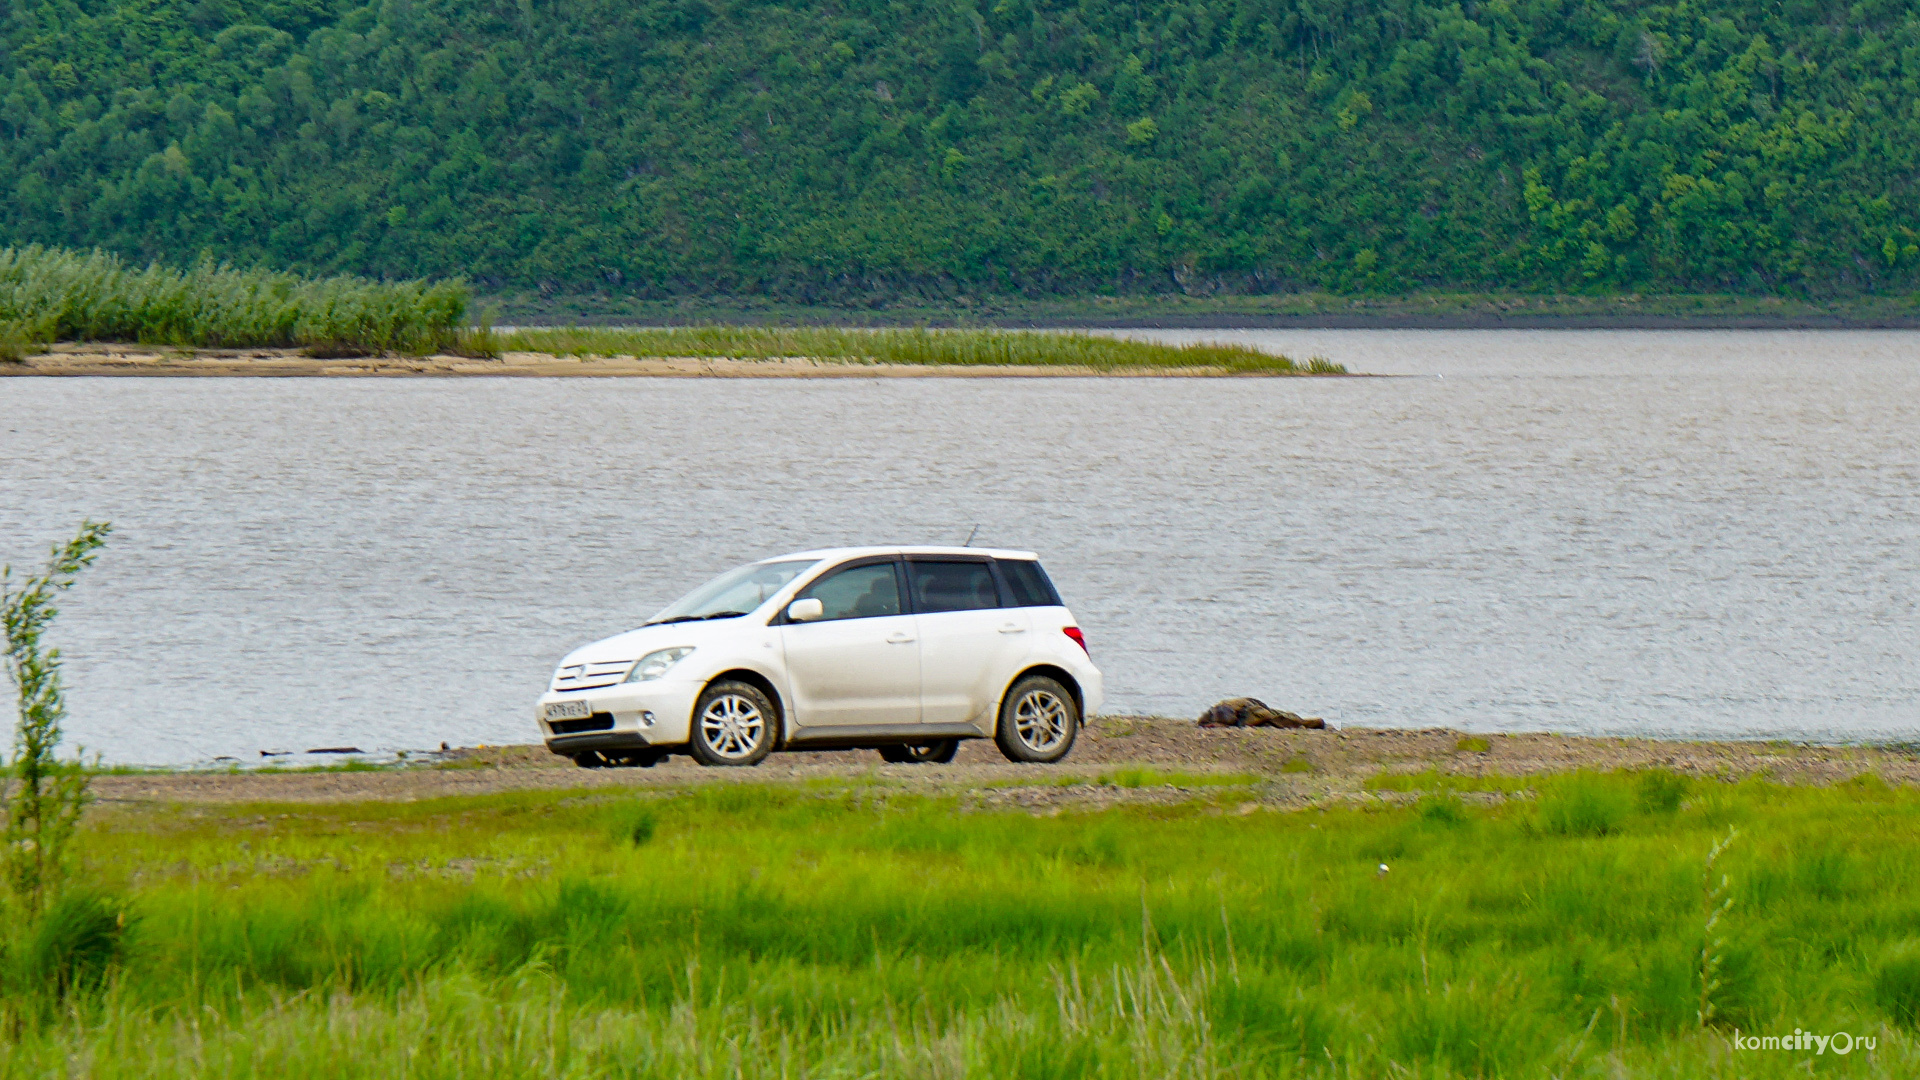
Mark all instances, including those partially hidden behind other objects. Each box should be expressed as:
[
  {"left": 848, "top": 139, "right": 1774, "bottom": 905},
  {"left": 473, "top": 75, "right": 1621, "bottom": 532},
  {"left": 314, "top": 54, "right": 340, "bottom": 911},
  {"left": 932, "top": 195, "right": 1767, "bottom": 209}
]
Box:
[{"left": 534, "top": 547, "right": 1103, "bottom": 767}]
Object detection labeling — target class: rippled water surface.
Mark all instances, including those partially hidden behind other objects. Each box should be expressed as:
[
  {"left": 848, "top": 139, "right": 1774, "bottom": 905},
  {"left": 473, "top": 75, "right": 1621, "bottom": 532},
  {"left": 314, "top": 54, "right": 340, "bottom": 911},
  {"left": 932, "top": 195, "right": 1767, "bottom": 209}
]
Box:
[{"left": 2, "top": 329, "right": 1916, "bottom": 764}]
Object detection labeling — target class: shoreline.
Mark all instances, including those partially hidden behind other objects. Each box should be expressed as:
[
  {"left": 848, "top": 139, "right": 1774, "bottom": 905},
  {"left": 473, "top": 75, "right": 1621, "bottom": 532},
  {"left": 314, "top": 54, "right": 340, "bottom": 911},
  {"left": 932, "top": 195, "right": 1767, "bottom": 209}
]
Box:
[
  {"left": 1, "top": 344, "right": 1336, "bottom": 378},
  {"left": 90, "top": 721, "right": 1920, "bottom": 807},
  {"left": 482, "top": 291, "right": 1920, "bottom": 331}
]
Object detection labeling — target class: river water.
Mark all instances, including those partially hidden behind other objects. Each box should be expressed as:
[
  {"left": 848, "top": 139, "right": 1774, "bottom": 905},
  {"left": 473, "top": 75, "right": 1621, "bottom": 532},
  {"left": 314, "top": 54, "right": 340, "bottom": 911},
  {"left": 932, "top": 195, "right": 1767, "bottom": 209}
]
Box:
[{"left": 2, "top": 330, "right": 1915, "bottom": 764}]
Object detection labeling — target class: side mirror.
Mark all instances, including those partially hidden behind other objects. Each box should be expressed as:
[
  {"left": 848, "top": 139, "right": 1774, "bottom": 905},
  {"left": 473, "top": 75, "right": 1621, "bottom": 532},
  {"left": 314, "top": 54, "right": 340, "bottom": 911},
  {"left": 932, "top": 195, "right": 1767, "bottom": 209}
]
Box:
[{"left": 787, "top": 598, "right": 825, "bottom": 623}]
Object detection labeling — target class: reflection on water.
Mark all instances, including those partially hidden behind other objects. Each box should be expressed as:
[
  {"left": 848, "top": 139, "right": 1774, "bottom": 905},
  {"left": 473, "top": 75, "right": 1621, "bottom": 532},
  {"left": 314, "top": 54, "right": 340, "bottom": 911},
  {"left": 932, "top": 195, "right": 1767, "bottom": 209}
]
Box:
[{"left": 1, "top": 329, "right": 1915, "bottom": 763}]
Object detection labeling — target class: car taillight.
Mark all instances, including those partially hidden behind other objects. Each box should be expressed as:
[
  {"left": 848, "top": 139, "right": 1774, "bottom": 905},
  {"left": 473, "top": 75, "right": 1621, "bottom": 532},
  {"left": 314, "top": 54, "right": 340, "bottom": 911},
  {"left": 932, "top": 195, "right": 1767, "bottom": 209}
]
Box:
[{"left": 1063, "top": 626, "right": 1088, "bottom": 654}]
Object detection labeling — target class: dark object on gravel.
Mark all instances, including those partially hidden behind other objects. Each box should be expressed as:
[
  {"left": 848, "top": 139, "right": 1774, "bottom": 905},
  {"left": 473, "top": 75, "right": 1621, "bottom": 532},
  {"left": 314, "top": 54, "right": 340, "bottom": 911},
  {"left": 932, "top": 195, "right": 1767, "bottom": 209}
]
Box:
[{"left": 1198, "top": 698, "right": 1325, "bottom": 729}]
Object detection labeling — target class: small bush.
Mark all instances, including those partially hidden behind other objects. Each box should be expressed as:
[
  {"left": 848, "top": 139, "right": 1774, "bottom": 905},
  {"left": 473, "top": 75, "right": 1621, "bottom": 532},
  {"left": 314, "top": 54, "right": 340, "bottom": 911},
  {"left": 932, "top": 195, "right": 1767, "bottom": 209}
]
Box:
[
  {"left": 1636, "top": 770, "right": 1690, "bottom": 814},
  {"left": 1876, "top": 940, "right": 1920, "bottom": 1029},
  {"left": 1536, "top": 774, "right": 1632, "bottom": 837}
]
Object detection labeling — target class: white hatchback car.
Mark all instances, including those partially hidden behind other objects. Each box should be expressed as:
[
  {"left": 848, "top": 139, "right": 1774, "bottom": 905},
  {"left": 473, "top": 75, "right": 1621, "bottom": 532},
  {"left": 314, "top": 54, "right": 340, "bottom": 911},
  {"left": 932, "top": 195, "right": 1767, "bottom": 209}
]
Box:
[{"left": 534, "top": 547, "right": 1103, "bottom": 767}]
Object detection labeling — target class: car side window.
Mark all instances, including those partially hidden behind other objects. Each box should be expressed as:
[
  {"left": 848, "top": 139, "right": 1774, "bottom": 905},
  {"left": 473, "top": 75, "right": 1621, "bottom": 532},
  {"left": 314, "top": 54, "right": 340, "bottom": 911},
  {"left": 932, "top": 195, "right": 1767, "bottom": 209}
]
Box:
[
  {"left": 795, "top": 562, "right": 902, "bottom": 621},
  {"left": 909, "top": 560, "right": 1002, "bottom": 613},
  {"left": 997, "top": 559, "right": 1062, "bottom": 607}
]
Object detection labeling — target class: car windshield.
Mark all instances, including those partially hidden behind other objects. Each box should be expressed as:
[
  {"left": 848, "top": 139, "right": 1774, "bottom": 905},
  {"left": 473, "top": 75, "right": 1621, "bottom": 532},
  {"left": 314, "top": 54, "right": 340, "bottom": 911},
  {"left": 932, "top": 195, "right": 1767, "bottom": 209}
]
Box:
[{"left": 645, "top": 559, "right": 820, "bottom": 625}]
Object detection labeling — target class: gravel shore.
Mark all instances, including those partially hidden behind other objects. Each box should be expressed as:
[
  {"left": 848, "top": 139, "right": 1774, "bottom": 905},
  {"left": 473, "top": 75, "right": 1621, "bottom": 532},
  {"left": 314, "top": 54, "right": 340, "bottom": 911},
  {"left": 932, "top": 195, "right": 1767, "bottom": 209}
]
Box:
[{"left": 90, "top": 718, "right": 1920, "bottom": 811}]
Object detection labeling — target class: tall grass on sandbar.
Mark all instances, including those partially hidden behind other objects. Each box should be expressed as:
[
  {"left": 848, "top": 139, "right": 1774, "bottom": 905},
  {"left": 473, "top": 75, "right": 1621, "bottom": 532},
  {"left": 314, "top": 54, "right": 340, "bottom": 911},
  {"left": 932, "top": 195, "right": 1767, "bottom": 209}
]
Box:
[
  {"left": 0, "top": 245, "right": 468, "bottom": 357},
  {"left": 494, "top": 325, "right": 1345, "bottom": 373}
]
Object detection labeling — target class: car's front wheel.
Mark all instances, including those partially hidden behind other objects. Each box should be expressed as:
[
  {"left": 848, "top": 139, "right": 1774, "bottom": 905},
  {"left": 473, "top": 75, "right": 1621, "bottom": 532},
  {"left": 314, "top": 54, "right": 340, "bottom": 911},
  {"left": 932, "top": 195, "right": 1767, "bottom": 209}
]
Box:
[
  {"left": 995, "top": 675, "right": 1079, "bottom": 763},
  {"left": 877, "top": 739, "right": 960, "bottom": 764},
  {"left": 688, "top": 681, "right": 777, "bottom": 767}
]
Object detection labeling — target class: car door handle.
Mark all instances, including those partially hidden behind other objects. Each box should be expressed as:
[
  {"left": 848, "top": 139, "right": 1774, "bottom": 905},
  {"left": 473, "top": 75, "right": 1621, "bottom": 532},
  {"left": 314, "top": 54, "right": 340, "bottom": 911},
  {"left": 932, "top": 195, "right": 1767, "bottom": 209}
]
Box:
[
  {"left": 998, "top": 624, "right": 1026, "bottom": 634},
  {"left": 886, "top": 632, "right": 915, "bottom": 644}
]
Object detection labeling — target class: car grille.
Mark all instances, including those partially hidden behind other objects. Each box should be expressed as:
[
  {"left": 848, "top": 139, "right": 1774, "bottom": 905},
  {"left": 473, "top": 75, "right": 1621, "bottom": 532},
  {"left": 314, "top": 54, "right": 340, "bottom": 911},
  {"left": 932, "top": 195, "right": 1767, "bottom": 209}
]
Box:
[
  {"left": 552, "top": 660, "right": 634, "bottom": 692},
  {"left": 550, "top": 713, "right": 616, "bottom": 735}
]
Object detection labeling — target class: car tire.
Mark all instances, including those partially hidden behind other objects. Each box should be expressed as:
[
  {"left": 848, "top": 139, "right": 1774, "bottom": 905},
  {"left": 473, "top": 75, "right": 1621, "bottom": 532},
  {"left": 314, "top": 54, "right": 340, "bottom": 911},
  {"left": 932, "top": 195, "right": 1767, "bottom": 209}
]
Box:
[
  {"left": 572, "top": 752, "right": 606, "bottom": 769},
  {"left": 688, "top": 681, "right": 777, "bottom": 767},
  {"left": 995, "top": 675, "right": 1079, "bottom": 764},
  {"left": 877, "top": 739, "right": 960, "bottom": 764}
]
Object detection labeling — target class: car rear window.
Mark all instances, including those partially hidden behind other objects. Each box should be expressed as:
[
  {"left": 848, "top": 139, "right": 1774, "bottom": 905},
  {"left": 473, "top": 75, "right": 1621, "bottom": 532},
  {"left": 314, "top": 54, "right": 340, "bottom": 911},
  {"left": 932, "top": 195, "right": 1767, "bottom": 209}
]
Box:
[
  {"left": 997, "top": 559, "right": 1062, "bottom": 607},
  {"left": 908, "top": 559, "right": 1001, "bottom": 613}
]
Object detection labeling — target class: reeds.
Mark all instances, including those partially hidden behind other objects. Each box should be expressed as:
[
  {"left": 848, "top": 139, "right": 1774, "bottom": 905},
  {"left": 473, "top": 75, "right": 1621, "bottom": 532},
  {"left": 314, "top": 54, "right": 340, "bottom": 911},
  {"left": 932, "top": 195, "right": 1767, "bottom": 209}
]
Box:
[
  {"left": 497, "top": 325, "right": 1340, "bottom": 373},
  {"left": 0, "top": 246, "right": 468, "bottom": 356}
]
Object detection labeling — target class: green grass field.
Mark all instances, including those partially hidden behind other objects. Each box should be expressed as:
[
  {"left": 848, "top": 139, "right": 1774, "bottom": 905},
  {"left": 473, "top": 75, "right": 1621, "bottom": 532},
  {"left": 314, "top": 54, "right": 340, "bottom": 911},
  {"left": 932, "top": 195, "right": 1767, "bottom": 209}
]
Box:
[
  {"left": 485, "top": 325, "right": 1341, "bottom": 373},
  {"left": 8, "top": 770, "right": 1918, "bottom": 1076}
]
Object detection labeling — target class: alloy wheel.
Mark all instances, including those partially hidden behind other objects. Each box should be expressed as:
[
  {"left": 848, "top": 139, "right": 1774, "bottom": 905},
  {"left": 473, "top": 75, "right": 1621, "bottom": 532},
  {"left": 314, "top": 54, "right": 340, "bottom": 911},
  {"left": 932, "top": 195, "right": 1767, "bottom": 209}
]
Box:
[
  {"left": 1012, "top": 689, "right": 1070, "bottom": 754},
  {"left": 699, "top": 693, "right": 766, "bottom": 759}
]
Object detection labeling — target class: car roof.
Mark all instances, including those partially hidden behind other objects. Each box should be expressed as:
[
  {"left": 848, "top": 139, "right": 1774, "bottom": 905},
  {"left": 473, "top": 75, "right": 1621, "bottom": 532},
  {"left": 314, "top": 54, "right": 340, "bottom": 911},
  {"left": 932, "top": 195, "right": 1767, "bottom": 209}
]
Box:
[{"left": 766, "top": 545, "right": 1041, "bottom": 563}]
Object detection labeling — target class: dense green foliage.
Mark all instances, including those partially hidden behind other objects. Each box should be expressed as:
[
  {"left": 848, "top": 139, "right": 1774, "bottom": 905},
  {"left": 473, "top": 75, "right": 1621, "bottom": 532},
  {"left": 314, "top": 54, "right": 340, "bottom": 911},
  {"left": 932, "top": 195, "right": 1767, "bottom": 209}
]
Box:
[
  {"left": 0, "top": 245, "right": 466, "bottom": 351},
  {"left": 4, "top": 0, "right": 1920, "bottom": 302},
  {"left": 494, "top": 325, "right": 1342, "bottom": 370},
  {"left": 6, "top": 771, "right": 1920, "bottom": 1075}
]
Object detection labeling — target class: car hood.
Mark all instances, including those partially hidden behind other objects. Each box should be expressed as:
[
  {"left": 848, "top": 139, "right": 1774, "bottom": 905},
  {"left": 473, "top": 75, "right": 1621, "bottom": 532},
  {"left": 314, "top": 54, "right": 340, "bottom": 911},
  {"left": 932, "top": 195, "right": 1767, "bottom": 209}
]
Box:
[{"left": 558, "top": 616, "right": 766, "bottom": 668}]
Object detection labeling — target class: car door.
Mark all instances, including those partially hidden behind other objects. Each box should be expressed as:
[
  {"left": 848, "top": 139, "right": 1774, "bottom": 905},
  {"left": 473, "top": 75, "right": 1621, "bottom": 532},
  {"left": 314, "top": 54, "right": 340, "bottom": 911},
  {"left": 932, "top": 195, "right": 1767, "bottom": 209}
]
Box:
[
  {"left": 908, "top": 557, "right": 1030, "bottom": 726},
  {"left": 778, "top": 559, "right": 920, "bottom": 729}
]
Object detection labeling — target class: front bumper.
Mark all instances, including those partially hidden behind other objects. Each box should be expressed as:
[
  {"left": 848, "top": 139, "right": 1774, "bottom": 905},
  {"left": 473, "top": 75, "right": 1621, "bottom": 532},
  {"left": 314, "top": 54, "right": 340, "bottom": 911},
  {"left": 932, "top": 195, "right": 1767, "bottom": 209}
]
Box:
[{"left": 535, "top": 679, "right": 701, "bottom": 755}]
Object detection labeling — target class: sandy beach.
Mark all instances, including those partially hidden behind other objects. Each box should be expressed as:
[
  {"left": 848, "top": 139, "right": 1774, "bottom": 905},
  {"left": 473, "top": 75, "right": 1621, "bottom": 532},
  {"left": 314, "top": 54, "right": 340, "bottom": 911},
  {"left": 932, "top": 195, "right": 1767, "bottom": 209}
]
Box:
[{"left": 2, "top": 344, "right": 1306, "bottom": 377}]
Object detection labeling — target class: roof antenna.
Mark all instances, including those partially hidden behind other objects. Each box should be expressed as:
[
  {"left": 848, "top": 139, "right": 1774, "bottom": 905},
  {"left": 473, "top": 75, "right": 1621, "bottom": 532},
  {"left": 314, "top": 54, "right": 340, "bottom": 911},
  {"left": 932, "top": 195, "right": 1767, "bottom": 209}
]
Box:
[{"left": 961, "top": 524, "right": 980, "bottom": 547}]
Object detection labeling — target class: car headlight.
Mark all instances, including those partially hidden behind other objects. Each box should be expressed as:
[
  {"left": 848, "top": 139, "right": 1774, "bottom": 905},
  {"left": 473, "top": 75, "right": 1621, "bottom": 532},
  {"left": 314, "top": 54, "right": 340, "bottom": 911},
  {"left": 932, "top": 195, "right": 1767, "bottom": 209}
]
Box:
[{"left": 625, "top": 647, "right": 694, "bottom": 683}]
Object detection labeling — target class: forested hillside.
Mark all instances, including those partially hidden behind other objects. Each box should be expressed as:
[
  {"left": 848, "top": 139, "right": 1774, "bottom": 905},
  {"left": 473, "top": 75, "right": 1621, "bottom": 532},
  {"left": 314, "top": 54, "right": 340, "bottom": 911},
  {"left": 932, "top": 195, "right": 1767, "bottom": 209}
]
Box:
[{"left": 4, "top": 0, "right": 1919, "bottom": 301}]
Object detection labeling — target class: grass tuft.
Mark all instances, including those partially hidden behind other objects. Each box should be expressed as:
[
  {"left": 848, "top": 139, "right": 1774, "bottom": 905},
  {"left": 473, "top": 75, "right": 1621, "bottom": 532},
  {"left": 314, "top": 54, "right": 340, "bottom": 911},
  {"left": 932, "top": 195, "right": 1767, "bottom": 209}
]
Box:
[
  {"left": 1454, "top": 736, "right": 1491, "bottom": 754},
  {"left": 1536, "top": 772, "right": 1633, "bottom": 837},
  {"left": 610, "top": 804, "right": 659, "bottom": 847},
  {"left": 1415, "top": 794, "right": 1469, "bottom": 825},
  {"left": 1877, "top": 940, "right": 1920, "bottom": 1029},
  {"left": 1636, "top": 770, "right": 1691, "bottom": 814},
  {"left": 17, "top": 890, "right": 128, "bottom": 1002}
]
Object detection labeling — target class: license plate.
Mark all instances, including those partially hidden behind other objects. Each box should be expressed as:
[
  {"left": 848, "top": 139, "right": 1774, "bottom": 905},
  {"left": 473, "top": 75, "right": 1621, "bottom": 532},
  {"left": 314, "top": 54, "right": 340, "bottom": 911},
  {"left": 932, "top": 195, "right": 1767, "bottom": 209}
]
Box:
[{"left": 545, "top": 700, "right": 592, "bottom": 722}]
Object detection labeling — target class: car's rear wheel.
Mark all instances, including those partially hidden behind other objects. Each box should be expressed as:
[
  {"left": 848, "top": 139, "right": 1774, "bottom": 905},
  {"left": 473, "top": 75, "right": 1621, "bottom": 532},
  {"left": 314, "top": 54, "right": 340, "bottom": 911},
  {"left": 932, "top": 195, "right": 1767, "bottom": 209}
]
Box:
[
  {"left": 995, "top": 675, "right": 1079, "bottom": 763},
  {"left": 877, "top": 739, "right": 960, "bottom": 764},
  {"left": 688, "top": 681, "right": 776, "bottom": 767},
  {"left": 571, "top": 752, "right": 606, "bottom": 769}
]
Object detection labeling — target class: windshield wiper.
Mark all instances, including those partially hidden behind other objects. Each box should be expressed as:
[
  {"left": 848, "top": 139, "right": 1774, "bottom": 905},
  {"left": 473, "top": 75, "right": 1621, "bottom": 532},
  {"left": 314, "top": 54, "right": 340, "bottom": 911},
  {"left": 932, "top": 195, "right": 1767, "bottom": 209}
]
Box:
[{"left": 643, "top": 610, "right": 750, "bottom": 627}]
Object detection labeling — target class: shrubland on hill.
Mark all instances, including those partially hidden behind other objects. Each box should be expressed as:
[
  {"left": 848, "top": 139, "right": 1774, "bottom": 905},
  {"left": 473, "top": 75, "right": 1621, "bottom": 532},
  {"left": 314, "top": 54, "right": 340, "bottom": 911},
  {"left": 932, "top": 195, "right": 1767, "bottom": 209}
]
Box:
[{"left": 3, "top": 0, "right": 1919, "bottom": 302}]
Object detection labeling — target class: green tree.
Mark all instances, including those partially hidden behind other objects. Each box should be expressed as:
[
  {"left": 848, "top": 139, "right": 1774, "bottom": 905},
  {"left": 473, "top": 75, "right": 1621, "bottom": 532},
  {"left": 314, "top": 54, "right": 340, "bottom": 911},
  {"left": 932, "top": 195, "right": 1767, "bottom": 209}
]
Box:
[{"left": 2, "top": 521, "right": 112, "bottom": 916}]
